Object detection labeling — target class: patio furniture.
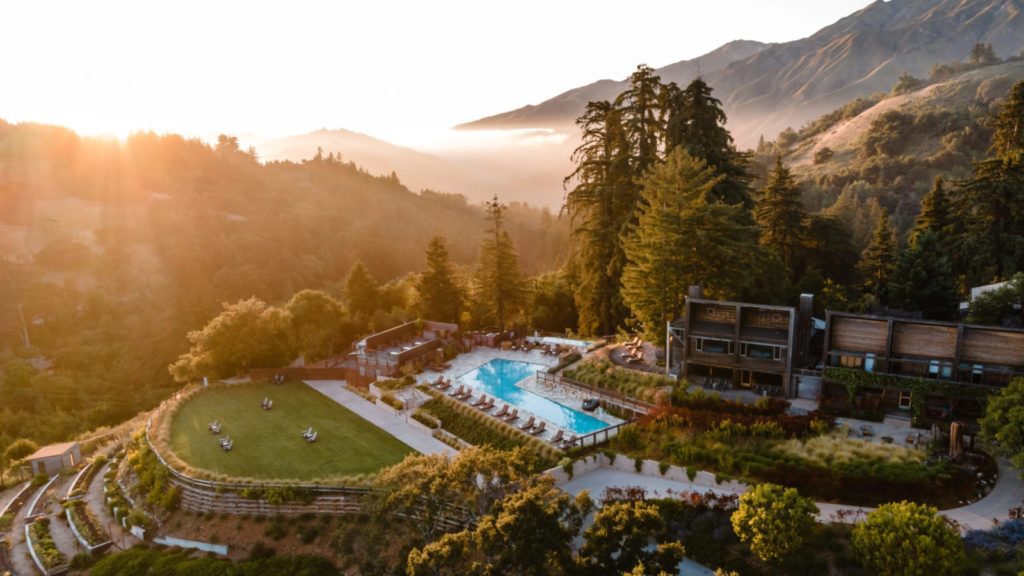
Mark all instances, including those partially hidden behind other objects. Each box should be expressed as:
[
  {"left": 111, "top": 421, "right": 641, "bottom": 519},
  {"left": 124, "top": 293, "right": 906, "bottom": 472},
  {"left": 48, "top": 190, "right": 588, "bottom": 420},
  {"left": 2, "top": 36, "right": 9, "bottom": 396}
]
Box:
[
  {"left": 561, "top": 435, "right": 577, "bottom": 449},
  {"left": 472, "top": 395, "right": 488, "bottom": 407},
  {"left": 859, "top": 425, "right": 874, "bottom": 437},
  {"left": 504, "top": 409, "right": 519, "bottom": 422},
  {"left": 493, "top": 405, "right": 509, "bottom": 418},
  {"left": 549, "top": 429, "right": 564, "bottom": 444},
  {"left": 531, "top": 421, "right": 547, "bottom": 436},
  {"left": 519, "top": 416, "right": 535, "bottom": 431}
]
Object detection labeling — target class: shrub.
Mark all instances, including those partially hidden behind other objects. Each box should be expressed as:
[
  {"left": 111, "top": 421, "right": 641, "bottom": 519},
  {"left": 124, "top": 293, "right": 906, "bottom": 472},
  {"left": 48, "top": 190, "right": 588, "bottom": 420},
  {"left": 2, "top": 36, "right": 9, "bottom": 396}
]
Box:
[
  {"left": 249, "top": 541, "right": 276, "bottom": 560},
  {"left": 563, "top": 359, "right": 674, "bottom": 402},
  {"left": 31, "top": 473, "right": 49, "bottom": 487},
  {"left": 659, "top": 461, "right": 670, "bottom": 475},
  {"left": 852, "top": 501, "right": 965, "bottom": 576},
  {"left": 30, "top": 519, "right": 66, "bottom": 569},
  {"left": 547, "top": 352, "right": 582, "bottom": 374},
  {"left": 379, "top": 392, "right": 405, "bottom": 411},
  {"left": 559, "top": 456, "right": 574, "bottom": 479},
  {"left": 731, "top": 483, "right": 819, "bottom": 564},
  {"left": 411, "top": 409, "right": 440, "bottom": 429}
]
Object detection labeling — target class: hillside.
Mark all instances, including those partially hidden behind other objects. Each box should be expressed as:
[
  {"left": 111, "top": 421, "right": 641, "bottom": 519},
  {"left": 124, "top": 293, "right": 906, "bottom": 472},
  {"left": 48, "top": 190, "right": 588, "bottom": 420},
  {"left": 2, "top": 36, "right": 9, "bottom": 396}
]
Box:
[{"left": 460, "top": 0, "right": 1024, "bottom": 148}]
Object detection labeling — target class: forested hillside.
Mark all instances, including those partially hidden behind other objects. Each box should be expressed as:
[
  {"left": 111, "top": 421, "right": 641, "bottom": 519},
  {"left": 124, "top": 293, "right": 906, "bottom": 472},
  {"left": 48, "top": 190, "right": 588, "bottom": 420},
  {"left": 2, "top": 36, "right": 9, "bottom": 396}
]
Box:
[{"left": 0, "top": 123, "right": 568, "bottom": 451}]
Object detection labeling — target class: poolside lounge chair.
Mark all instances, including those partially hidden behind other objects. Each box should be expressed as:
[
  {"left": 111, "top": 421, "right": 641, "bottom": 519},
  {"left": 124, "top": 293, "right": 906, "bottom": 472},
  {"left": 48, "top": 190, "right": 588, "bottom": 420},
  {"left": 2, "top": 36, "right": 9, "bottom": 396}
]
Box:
[
  {"left": 531, "top": 421, "right": 546, "bottom": 436},
  {"left": 431, "top": 376, "right": 444, "bottom": 388},
  {"left": 472, "top": 395, "right": 488, "bottom": 407},
  {"left": 561, "top": 435, "right": 577, "bottom": 449},
  {"left": 448, "top": 385, "right": 465, "bottom": 397},
  {"left": 437, "top": 378, "right": 452, "bottom": 391},
  {"left": 493, "top": 405, "right": 509, "bottom": 418},
  {"left": 519, "top": 416, "right": 535, "bottom": 431},
  {"left": 549, "top": 429, "right": 564, "bottom": 444},
  {"left": 504, "top": 408, "right": 519, "bottom": 422},
  {"left": 457, "top": 389, "right": 473, "bottom": 400},
  {"left": 478, "top": 398, "right": 495, "bottom": 411}
]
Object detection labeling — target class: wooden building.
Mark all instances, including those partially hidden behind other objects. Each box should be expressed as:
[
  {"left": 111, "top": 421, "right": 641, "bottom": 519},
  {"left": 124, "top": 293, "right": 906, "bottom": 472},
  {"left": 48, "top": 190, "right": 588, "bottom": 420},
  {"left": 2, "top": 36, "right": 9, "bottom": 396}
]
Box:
[
  {"left": 822, "top": 311, "right": 1024, "bottom": 422},
  {"left": 675, "top": 286, "right": 814, "bottom": 398}
]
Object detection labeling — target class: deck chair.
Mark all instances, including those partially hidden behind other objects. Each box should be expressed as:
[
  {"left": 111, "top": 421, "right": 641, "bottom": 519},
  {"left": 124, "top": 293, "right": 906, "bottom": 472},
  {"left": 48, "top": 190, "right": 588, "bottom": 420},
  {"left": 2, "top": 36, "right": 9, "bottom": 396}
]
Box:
[
  {"left": 448, "top": 385, "right": 464, "bottom": 397},
  {"left": 531, "top": 421, "right": 546, "bottom": 436},
  {"left": 561, "top": 435, "right": 577, "bottom": 449},
  {"left": 504, "top": 408, "right": 519, "bottom": 422},
  {"left": 472, "top": 395, "right": 488, "bottom": 407},
  {"left": 493, "top": 405, "right": 509, "bottom": 418},
  {"left": 519, "top": 416, "right": 535, "bottom": 431},
  {"left": 549, "top": 429, "right": 564, "bottom": 444}
]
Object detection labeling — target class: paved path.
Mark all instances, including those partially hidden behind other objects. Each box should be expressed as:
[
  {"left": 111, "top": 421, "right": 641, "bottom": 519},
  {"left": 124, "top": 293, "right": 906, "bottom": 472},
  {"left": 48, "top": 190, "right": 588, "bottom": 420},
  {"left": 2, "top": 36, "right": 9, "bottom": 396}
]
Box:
[
  {"left": 305, "top": 380, "right": 455, "bottom": 456},
  {"left": 560, "top": 459, "right": 1023, "bottom": 531},
  {"left": 86, "top": 462, "right": 139, "bottom": 551}
]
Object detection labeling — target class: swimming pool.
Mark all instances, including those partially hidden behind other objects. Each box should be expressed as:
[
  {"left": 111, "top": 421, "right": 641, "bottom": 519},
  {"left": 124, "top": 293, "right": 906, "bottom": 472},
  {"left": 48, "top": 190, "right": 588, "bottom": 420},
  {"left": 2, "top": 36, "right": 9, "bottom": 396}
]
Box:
[{"left": 458, "top": 359, "right": 611, "bottom": 435}]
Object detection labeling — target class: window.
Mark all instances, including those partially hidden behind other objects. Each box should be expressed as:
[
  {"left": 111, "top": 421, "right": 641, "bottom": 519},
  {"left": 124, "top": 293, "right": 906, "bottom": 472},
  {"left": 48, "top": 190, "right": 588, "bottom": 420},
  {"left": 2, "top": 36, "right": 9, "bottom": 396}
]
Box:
[
  {"left": 864, "top": 353, "right": 875, "bottom": 373},
  {"left": 898, "top": 390, "right": 912, "bottom": 410},
  {"left": 838, "top": 355, "right": 863, "bottom": 368},
  {"left": 697, "top": 338, "right": 731, "bottom": 354},
  {"left": 743, "top": 343, "right": 780, "bottom": 360}
]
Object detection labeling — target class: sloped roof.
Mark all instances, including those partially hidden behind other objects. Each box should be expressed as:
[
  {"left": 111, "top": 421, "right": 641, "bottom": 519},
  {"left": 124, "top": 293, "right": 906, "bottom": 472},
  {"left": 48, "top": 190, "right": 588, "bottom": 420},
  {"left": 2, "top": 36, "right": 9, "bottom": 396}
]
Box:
[{"left": 25, "top": 441, "right": 79, "bottom": 461}]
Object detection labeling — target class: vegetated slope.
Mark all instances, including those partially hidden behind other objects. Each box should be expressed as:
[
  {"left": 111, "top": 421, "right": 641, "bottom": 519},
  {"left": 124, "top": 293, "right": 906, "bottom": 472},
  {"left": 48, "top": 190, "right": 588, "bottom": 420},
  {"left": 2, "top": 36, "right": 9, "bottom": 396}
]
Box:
[
  {"left": 761, "top": 59, "right": 1024, "bottom": 238},
  {"left": 0, "top": 120, "right": 568, "bottom": 447},
  {"left": 246, "top": 128, "right": 490, "bottom": 202},
  {"left": 460, "top": 0, "right": 1024, "bottom": 148}
]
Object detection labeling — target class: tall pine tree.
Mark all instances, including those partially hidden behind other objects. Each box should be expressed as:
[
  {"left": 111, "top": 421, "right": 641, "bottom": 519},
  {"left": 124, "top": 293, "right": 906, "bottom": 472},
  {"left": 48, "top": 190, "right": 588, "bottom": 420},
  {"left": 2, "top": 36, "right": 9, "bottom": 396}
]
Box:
[
  {"left": 858, "top": 214, "right": 898, "bottom": 303},
  {"left": 911, "top": 177, "right": 951, "bottom": 244},
  {"left": 664, "top": 78, "right": 752, "bottom": 207},
  {"left": 345, "top": 261, "right": 381, "bottom": 323},
  {"left": 887, "top": 231, "right": 959, "bottom": 320},
  {"left": 754, "top": 156, "right": 806, "bottom": 275},
  {"left": 621, "top": 149, "right": 758, "bottom": 337},
  {"left": 473, "top": 195, "right": 526, "bottom": 329},
  {"left": 417, "top": 236, "right": 463, "bottom": 323}
]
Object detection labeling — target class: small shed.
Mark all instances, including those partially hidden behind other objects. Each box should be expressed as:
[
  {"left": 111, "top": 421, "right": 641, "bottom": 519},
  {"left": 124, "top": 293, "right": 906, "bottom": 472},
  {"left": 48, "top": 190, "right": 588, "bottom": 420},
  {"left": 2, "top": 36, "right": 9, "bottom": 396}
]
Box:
[{"left": 25, "top": 441, "right": 81, "bottom": 477}]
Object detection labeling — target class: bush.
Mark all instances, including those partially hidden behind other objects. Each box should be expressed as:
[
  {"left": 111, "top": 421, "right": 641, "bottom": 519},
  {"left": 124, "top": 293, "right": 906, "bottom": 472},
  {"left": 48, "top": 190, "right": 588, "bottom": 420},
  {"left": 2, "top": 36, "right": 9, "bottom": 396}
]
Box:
[
  {"left": 852, "top": 501, "right": 965, "bottom": 576},
  {"left": 31, "top": 473, "right": 49, "bottom": 487},
  {"left": 547, "top": 352, "right": 582, "bottom": 374},
  {"left": 30, "top": 519, "right": 66, "bottom": 569},
  {"left": 563, "top": 359, "right": 673, "bottom": 401},
  {"left": 379, "top": 392, "right": 405, "bottom": 410},
  {"left": 411, "top": 409, "right": 440, "bottom": 429},
  {"left": 249, "top": 541, "right": 276, "bottom": 561}
]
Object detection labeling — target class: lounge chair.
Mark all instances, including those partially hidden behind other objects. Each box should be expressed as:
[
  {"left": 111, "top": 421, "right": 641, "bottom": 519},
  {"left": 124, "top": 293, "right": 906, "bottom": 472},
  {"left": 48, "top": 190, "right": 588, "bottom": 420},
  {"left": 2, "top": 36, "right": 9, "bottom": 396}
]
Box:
[
  {"left": 458, "top": 389, "right": 473, "bottom": 400},
  {"left": 220, "top": 436, "right": 232, "bottom": 447},
  {"left": 472, "top": 395, "right": 488, "bottom": 407},
  {"left": 549, "top": 429, "right": 564, "bottom": 444},
  {"left": 504, "top": 408, "right": 519, "bottom": 422},
  {"left": 448, "top": 385, "right": 464, "bottom": 397},
  {"left": 438, "top": 379, "right": 452, "bottom": 391},
  {"left": 222, "top": 441, "right": 233, "bottom": 451},
  {"left": 302, "top": 427, "right": 314, "bottom": 439},
  {"left": 626, "top": 350, "right": 644, "bottom": 364},
  {"left": 478, "top": 398, "right": 495, "bottom": 411},
  {"left": 561, "top": 435, "right": 577, "bottom": 449},
  {"left": 307, "top": 431, "right": 318, "bottom": 443},
  {"left": 519, "top": 416, "right": 535, "bottom": 431},
  {"left": 493, "top": 405, "right": 509, "bottom": 418},
  {"left": 531, "top": 422, "right": 546, "bottom": 436}
]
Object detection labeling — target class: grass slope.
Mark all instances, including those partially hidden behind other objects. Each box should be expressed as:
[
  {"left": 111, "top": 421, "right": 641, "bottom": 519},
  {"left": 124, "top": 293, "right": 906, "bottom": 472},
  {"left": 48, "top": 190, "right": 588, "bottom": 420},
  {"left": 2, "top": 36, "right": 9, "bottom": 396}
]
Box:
[{"left": 169, "top": 382, "right": 412, "bottom": 480}]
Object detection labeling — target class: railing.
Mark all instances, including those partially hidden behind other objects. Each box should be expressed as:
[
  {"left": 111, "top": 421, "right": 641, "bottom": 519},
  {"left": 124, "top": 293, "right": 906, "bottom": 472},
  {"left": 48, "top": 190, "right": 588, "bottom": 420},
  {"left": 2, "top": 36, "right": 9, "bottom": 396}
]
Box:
[
  {"left": 568, "top": 420, "right": 633, "bottom": 449},
  {"left": 536, "top": 372, "right": 658, "bottom": 417}
]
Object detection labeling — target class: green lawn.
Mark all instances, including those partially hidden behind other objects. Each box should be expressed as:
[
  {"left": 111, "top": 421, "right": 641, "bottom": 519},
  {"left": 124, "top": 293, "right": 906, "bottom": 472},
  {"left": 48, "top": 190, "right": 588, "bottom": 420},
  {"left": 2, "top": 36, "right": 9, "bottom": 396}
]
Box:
[{"left": 169, "top": 382, "right": 413, "bottom": 481}]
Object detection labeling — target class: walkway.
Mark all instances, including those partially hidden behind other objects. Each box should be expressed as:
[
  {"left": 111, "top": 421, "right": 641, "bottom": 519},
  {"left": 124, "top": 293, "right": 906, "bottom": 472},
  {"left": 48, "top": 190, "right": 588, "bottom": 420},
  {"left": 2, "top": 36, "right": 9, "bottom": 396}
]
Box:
[
  {"left": 305, "top": 380, "right": 456, "bottom": 456},
  {"left": 559, "top": 458, "right": 1024, "bottom": 531},
  {"left": 86, "top": 462, "right": 139, "bottom": 550}
]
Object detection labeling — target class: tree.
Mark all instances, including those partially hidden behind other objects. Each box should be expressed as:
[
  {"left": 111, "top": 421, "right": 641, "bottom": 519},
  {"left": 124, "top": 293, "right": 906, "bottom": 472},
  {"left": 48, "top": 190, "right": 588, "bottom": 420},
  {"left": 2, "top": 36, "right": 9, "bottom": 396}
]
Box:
[
  {"left": 578, "top": 500, "right": 684, "bottom": 575},
  {"left": 980, "top": 377, "right": 1024, "bottom": 470},
  {"left": 664, "top": 77, "right": 751, "bottom": 207},
  {"left": 851, "top": 501, "right": 965, "bottom": 576},
  {"left": 417, "top": 236, "right": 464, "bottom": 323},
  {"left": 406, "top": 478, "right": 592, "bottom": 576},
  {"left": 858, "top": 214, "right": 897, "bottom": 302},
  {"left": 564, "top": 100, "right": 633, "bottom": 336},
  {"left": 802, "top": 215, "right": 859, "bottom": 286},
  {"left": 621, "top": 149, "right": 758, "bottom": 337},
  {"left": 754, "top": 157, "right": 806, "bottom": 275},
  {"left": 951, "top": 80, "right": 1024, "bottom": 284},
  {"left": 527, "top": 272, "right": 578, "bottom": 334},
  {"left": 730, "top": 483, "right": 818, "bottom": 564},
  {"left": 911, "top": 177, "right": 951, "bottom": 244},
  {"left": 376, "top": 446, "right": 538, "bottom": 541},
  {"left": 284, "top": 289, "right": 345, "bottom": 363},
  {"left": 345, "top": 261, "right": 382, "bottom": 323},
  {"left": 892, "top": 73, "right": 926, "bottom": 95},
  {"left": 887, "top": 231, "right": 959, "bottom": 320},
  {"left": 4, "top": 438, "right": 38, "bottom": 462},
  {"left": 970, "top": 42, "right": 998, "bottom": 66},
  {"left": 615, "top": 65, "right": 665, "bottom": 177},
  {"left": 473, "top": 196, "right": 526, "bottom": 329},
  {"left": 169, "top": 297, "right": 295, "bottom": 381}
]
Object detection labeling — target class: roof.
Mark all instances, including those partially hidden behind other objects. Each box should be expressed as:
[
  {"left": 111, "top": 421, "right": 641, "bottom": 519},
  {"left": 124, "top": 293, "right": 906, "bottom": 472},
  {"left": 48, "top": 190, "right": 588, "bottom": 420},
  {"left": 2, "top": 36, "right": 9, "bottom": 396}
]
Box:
[{"left": 25, "top": 441, "right": 79, "bottom": 461}]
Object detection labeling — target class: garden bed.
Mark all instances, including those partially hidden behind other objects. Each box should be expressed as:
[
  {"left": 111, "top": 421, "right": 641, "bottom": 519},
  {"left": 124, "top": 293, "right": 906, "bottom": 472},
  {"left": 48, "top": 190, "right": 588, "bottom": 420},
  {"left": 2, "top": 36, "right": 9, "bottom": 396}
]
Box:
[
  {"left": 27, "top": 518, "right": 67, "bottom": 572},
  {"left": 611, "top": 398, "right": 985, "bottom": 508},
  {"left": 66, "top": 499, "right": 111, "bottom": 549},
  {"left": 563, "top": 358, "right": 676, "bottom": 403}
]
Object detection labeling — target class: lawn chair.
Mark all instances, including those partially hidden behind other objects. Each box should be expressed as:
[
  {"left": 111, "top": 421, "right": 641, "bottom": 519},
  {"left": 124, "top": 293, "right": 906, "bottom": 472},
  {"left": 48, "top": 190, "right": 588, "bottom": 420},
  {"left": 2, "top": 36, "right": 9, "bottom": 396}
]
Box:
[
  {"left": 438, "top": 378, "right": 452, "bottom": 391},
  {"left": 222, "top": 440, "right": 233, "bottom": 451},
  {"left": 519, "top": 416, "right": 535, "bottom": 431},
  {"left": 219, "top": 436, "right": 232, "bottom": 447},
  {"left": 472, "top": 395, "right": 488, "bottom": 408},
  {"left": 493, "top": 405, "right": 509, "bottom": 418},
  {"left": 448, "top": 385, "right": 464, "bottom": 397},
  {"left": 531, "top": 421, "right": 546, "bottom": 436},
  {"left": 478, "top": 398, "right": 494, "bottom": 411},
  {"left": 561, "top": 435, "right": 577, "bottom": 449},
  {"left": 302, "top": 427, "right": 313, "bottom": 439},
  {"left": 549, "top": 429, "right": 564, "bottom": 444},
  {"left": 306, "top": 431, "right": 318, "bottom": 443},
  {"left": 504, "top": 408, "right": 519, "bottom": 423}
]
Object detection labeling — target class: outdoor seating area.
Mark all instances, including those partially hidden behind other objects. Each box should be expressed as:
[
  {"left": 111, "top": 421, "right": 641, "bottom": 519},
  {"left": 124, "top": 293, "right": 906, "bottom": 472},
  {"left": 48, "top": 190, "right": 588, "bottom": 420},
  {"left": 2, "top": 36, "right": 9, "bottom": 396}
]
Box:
[{"left": 441, "top": 377, "right": 576, "bottom": 444}]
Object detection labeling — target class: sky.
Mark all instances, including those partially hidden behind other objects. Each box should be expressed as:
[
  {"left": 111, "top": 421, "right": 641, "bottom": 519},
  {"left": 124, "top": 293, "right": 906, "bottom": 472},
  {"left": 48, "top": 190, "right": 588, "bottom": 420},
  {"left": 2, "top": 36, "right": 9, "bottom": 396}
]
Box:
[{"left": 1, "top": 0, "right": 873, "bottom": 147}]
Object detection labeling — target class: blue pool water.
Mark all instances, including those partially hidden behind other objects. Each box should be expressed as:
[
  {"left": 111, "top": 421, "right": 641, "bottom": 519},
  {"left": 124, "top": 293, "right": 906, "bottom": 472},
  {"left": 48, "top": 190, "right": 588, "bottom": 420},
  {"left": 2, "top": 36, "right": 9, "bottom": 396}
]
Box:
[{"left": 459, "top": 359, "right": 611, "bottom": 435}]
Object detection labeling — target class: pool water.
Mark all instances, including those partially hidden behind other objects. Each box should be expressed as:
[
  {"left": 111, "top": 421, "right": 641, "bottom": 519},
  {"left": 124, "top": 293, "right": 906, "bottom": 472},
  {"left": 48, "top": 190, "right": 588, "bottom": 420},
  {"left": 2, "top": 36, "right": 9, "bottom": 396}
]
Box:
[{"left": 458, "top": 359, "right": 611, "bottom": 435}]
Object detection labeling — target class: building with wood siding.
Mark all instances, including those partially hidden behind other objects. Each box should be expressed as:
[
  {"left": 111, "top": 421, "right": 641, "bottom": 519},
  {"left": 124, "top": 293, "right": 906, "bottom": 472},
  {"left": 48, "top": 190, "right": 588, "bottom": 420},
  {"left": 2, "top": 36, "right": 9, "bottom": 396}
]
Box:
[
  {"left": 673, "top": 286, "right": 815, "bottom": 398},
  {"left": 821, "top": 311, "right": 1024, "bottom": 423}
]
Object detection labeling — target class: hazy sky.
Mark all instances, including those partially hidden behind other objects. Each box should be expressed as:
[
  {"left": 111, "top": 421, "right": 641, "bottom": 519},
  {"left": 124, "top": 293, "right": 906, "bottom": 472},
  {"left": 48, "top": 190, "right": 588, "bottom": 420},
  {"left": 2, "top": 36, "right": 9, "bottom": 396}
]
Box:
[{"left": 2, "top": 0, "right": 872, "bottom": 146}]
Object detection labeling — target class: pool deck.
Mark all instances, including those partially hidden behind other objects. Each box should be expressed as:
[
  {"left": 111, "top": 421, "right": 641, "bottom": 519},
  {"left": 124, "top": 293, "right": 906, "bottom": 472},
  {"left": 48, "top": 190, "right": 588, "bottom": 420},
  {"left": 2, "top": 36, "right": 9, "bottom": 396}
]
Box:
[{"left": 415, "top": 348, "right": 624, "bottom": 444}]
